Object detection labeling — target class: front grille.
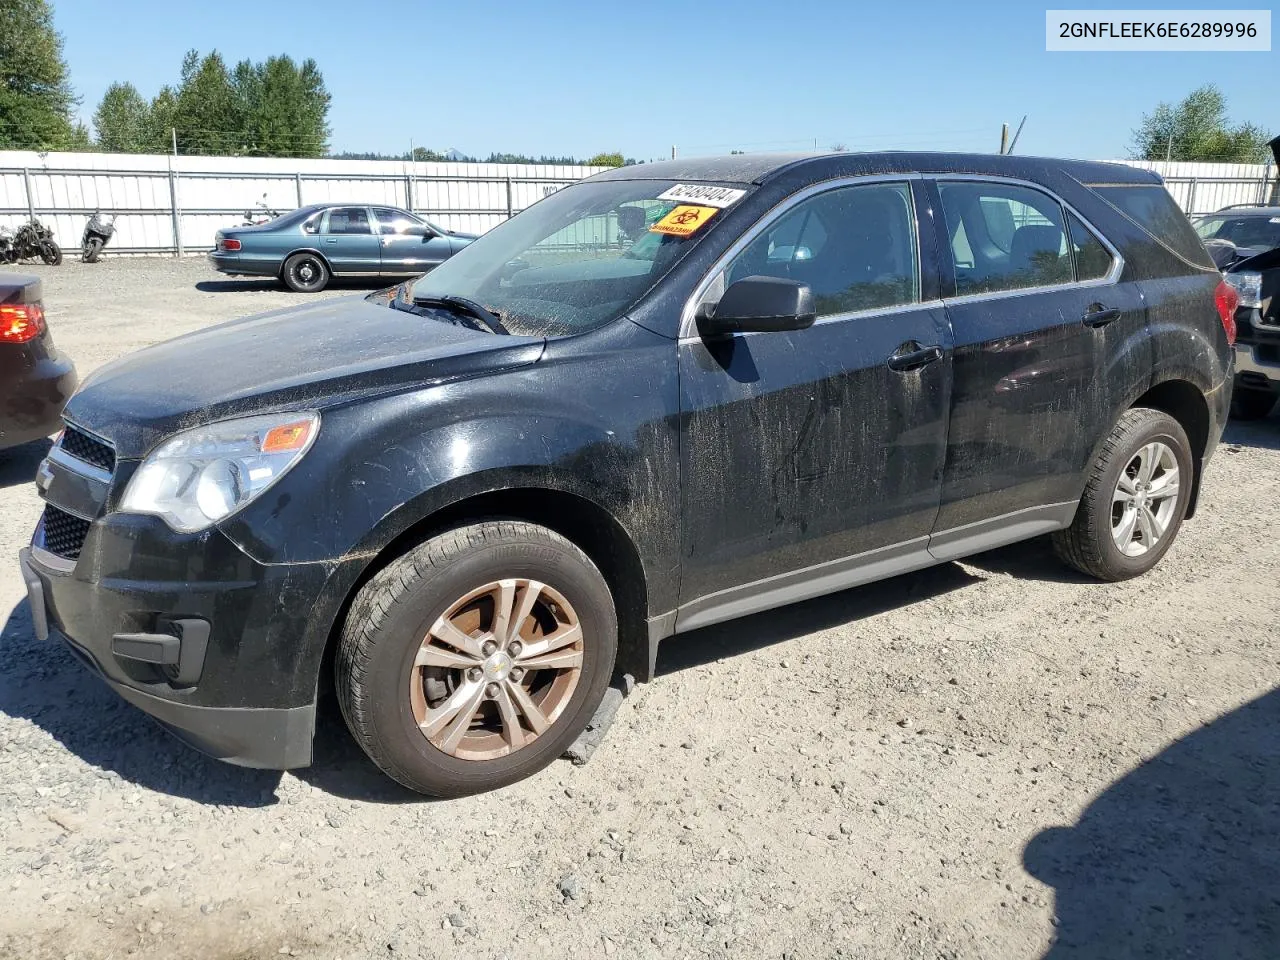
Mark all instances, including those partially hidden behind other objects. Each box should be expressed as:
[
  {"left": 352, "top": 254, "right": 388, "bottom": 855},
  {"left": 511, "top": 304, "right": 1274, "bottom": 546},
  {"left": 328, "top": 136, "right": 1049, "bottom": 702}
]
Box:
[
  {"left": 60, "top": 423, "right": 115, "bottom": 473},
  {"left": 40, "top": 505, "right": 91, "bottom": 560}
]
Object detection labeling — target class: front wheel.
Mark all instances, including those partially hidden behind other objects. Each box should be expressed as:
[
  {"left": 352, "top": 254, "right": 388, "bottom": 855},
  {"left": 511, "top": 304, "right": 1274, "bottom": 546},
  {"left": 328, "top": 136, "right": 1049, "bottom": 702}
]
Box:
[
  {"left": 82, "top": 237, "right": 104, "bottom": 263},
  {"left": 282, "top": 252, "right": 329, "bottom": 292},
  {"left": 335, "top": 521, "right": 617, "bottom": 797},
  {"left": 1052, "top": 408, "right": 1192, "bottom": 581},
  {"left": 39, "top": 241, "right": 62, "bottom": 266}
]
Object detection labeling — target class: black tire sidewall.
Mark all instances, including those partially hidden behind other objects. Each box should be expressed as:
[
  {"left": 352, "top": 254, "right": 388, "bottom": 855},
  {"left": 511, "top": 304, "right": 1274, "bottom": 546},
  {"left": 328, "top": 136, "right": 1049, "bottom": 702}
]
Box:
[
  {"left": 84, "top": 238, "right": 103, "bottom": 263},
  {"left": 284, "top": 253, "right": 327, "bottom": 292},
  {"left": 353, "top": 535, "right": 616, "bottom": 796},
  {"left": 1231, "top": 388, "right": 1276, "bottom": 421},
  {"left": 1093, "top": 415, "right": 1193, "bottom": 578},
  {"left": 40, "top": 242, "right": 61, "bottom": 266}
]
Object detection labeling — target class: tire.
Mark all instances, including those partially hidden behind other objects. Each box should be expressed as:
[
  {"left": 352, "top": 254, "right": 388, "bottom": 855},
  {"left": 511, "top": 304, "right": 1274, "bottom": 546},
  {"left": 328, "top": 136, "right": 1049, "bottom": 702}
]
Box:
[
  {"left": 335, "top": 521, "right": 618, "bottom": 797},
  {"left": 1052, "top": 407, "right": 1193, "bottom": 582},
  {"left": 39, "top": 241, "right": 62, "bottom": 266},
  {"left": 83, "top": 237, "right": 104, "bottom": 264},
  {"left": 282, "top": 252, "right": 329, "bottom": 292},
  {"left": 1230, "top": 387, "right": 1276, "bottom": 421}
]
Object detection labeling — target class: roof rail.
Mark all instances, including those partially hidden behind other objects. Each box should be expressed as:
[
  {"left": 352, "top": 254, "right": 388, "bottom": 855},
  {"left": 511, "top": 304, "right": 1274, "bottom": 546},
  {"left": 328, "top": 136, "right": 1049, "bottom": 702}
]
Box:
[{"left": 1215, "top": 203, "right": 1273, "bottom": 211}]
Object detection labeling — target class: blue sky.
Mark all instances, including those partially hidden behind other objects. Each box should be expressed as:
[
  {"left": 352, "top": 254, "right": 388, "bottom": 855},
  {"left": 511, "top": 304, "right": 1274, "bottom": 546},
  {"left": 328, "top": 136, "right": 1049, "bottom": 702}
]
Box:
[{"left": 52, "top": 0, "right": 1273, "bottom": 161}]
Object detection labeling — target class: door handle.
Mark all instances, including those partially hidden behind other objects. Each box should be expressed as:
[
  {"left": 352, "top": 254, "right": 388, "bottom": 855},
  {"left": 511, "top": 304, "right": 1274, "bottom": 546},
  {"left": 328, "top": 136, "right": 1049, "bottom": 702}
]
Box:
[
  {"left": 886, "top": 343, "right": 944, "bottom": 372},
  {"left": 324, "top": 238, "right": 338, "bottom": 244},
  {"left": 1082, "top": 304, "right": 1121, "bottom": 327}
]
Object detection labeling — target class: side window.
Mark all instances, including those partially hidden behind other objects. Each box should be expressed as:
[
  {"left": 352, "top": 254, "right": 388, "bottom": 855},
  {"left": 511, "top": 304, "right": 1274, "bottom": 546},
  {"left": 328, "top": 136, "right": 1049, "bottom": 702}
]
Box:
[
  {"left": 326, "top": 207, "right": 372, "bottom": 235},
  {"left": 1067, "top": 212, "right": 1113, "bottom": 281},
  {"left": 939, "top": 182, "right": 1071, "bottom": 295},
  {"left": 372, "top": 207, "right": 425, "bottom": 235},
  {"left": 301, "top": 212, "right": 322, "bottom": 235},
  {"left": 723, "top": 182, "right": 919, "bottom": 317}
]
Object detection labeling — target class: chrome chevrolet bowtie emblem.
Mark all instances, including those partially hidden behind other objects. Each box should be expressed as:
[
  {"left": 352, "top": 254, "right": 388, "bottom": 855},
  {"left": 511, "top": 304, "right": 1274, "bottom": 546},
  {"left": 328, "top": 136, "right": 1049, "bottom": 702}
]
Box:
[{"left": 35, "top": 460, "right": 53, "bottom": 495}]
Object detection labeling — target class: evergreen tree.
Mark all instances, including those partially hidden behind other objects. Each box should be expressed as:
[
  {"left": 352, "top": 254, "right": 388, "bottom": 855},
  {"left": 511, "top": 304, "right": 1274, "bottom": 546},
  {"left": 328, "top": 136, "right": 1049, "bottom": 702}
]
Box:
[
  {"left": 0, "top": 0, "right": 79, "bottom": 149},
  {"left": 93, "top": 81, "right": 150, "bottom": 152}
]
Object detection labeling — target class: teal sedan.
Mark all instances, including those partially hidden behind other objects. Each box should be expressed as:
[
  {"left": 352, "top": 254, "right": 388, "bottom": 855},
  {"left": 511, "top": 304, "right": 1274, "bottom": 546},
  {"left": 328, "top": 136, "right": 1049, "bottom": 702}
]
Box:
[{"left": 209, "top": 203, "right": 478, "bottom": 292}]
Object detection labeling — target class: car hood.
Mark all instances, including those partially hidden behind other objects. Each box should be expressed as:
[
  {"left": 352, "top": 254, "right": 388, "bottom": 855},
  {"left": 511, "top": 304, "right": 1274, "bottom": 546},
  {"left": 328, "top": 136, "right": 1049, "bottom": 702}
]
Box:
[{"left": 66, "top": 296, "right": 545, "bottom": 457}]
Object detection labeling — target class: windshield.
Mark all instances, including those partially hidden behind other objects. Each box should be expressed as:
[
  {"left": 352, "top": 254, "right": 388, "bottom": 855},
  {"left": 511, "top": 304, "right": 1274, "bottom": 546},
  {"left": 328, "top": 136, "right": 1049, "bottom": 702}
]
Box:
[
  {"left": 408, "top": 179, "right": 744, "bottom": 336},
  {"left": 1194, "top": 214, "right": 1280, "bottom": 250}
]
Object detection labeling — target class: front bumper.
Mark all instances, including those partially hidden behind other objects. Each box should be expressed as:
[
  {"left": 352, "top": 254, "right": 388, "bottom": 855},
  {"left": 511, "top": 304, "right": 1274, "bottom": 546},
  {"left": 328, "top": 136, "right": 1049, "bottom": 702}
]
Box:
[
  {"left": 17, "top": 519, "right": 335, "bottom": 768},
  {"left": 0, "top": 354, "right": 77, "bottom": 450}
]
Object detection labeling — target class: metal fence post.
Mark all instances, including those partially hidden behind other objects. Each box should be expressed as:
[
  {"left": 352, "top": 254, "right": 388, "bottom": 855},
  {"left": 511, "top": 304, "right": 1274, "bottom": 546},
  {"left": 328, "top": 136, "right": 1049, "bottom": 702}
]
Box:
[
  {"left": 505, "top": 176, "right": 513, "bottom": 219},
  {"left": 1186, "top": 177, "right": 1198, "bottom": 215},
  {"left": 168, "top": 167, "right": 184, "bottom": 258},
  {"left": 295, "top": 172, "right": 304, "bottom": 208},
  {"left": 405, "top": 173, "right": 413, "bottom": 212},
  {"left": 21, "top": 168, "right": 35, "bottom": 220}
]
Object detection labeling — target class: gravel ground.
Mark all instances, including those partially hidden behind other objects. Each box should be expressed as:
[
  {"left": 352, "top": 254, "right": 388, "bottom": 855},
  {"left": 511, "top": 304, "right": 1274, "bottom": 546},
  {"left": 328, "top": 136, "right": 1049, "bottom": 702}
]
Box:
[{"left": 1, "top": 258, "right": 1278, "bottom": 960}]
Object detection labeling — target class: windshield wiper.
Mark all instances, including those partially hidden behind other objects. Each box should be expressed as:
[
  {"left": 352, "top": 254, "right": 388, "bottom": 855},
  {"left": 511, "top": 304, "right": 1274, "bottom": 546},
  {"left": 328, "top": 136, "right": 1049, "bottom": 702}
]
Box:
[{"left": 410, "top": 294, "right": 510, "bottom": 335}]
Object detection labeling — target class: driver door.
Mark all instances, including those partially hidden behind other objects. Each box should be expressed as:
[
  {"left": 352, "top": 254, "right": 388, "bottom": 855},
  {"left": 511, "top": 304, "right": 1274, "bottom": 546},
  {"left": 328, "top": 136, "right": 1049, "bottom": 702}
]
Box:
[
  {"left": 372, "top": 206, "right": 454, "bottom": 274},
  {"left": 676, "top": 179, "right": 954, "bottom": 630}
]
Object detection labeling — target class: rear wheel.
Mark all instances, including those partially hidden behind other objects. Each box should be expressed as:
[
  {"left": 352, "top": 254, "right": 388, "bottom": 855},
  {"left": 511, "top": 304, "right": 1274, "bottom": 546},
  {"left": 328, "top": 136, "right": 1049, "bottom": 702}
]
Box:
[
  {"left": 335, "top": 521, "right": 617, "bottom": 796},
  {"left": 1052, "top": 408, "right": 1192, "bottom": 581},
  {"left": 39, "top": 241, "right": 61, "bottom": 266},
  {"left": 1231, "top": 387, "right": 1276, "bottom": 421},
  {"left": 282, "top": 252, "right": 329, "bottom": 292},
  {"left": 83, "top": 237, "right": 104, "bottom": 263}
]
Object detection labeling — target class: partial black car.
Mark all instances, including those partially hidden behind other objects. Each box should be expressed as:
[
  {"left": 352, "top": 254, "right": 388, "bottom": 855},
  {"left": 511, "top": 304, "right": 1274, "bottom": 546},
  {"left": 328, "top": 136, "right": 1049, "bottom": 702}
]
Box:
[
  {"left": 1195, "top": 206, "right": 1280, "bottom": 420},
  {"left": 20, "top": 152, "right": 1233, "bottom": 797},
  {"left": 0, "top": 275, "right": 77, "bottom": 452}
]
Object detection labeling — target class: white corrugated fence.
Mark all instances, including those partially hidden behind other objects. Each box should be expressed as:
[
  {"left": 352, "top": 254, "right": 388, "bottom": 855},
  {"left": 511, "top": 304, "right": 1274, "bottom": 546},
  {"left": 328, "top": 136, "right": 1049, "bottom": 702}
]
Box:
[
  {"left": 1, "top": 151, "right": 1275, "bottom": 256},
  {"left": 0, "top": 151, "right": 608, "bottom": 255}
]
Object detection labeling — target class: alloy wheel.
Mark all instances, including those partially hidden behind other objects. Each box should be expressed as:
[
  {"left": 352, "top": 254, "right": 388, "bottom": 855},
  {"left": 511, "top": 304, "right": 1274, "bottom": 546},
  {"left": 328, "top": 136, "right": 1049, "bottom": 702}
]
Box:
[
  {"left": 1111, "top": 441, "right": 1180, "bottom": 557},
  {"left": 408, "top": 578, "right": 584, "bottom": 761}
]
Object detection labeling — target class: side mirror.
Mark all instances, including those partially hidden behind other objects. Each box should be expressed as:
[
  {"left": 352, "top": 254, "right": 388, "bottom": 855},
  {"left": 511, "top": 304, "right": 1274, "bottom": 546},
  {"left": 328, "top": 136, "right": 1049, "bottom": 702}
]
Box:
[{"left": 696, "top": 276, "right": 817, "bottom": 338}]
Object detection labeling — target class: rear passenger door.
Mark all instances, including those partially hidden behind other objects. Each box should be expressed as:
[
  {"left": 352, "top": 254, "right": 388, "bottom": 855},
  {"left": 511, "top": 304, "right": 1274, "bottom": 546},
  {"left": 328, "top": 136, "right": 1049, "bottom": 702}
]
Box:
[
  {"left": 320, "top": 206, "right": 381, "bottom": 274},
  {"left": 676, "top": 179, "right": 954, "bottom": 627},
  {"left": 928, "top": 178, "right": 1147, "bottom": 558}
]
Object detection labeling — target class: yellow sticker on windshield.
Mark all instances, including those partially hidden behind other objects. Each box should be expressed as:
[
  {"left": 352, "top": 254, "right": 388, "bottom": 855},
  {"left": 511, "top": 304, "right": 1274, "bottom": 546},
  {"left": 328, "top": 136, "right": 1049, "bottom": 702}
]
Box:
[{"left": 650, "top": 205, "right": 718, "bottom": 237}]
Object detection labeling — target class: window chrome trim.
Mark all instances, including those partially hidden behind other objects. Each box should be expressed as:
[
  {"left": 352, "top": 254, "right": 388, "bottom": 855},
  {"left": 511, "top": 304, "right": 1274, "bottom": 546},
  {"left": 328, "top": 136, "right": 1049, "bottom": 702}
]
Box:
[
  {"left": 928, "top": 174, "right": 1125, "bottom": 306},
  {"left": 677, "top": 173, "right": 925, "bottom": 341}
]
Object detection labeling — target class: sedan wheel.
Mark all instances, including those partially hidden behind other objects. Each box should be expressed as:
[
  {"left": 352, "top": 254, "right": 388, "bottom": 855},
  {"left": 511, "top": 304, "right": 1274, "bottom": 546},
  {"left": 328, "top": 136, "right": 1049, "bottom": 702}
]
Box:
[{"left": 282, "top": 252, "right": 329, "bottom": 292}]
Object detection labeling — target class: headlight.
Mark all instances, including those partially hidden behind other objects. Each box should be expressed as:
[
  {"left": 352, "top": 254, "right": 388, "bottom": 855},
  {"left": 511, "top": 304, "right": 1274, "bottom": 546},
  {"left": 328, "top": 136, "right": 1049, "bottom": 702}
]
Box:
[
  {"left": 1226, "top": 271, "right": 1262, "bottom": 309},
  {"left": 121, "top": 412, "right": 319, "bottom": 532}
]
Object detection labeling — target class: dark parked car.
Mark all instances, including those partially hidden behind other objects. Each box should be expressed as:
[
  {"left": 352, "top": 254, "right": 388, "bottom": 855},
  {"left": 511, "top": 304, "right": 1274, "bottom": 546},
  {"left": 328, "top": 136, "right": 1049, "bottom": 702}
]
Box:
[
  {"left": 1194, "top": 205, "right": 1280, "bottom": 419},
  {"left": 20, "top": 152, "right": 1234, "bottom": 796},
  {"left": 0, "top": 274, "right": 76, "bottom": 452},
  {"left": 208, "top": 203, "right": 477, "bottom": 292}
]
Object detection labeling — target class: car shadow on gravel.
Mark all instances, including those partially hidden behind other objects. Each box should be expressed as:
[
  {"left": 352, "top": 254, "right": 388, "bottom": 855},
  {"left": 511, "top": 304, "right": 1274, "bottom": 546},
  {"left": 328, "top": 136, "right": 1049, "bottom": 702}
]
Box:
[
  {"left": 0, "top": 599, "right": 283, "bottom": 807},
  {"left": 960, "top": 537, "right": 1095, "bottom": 586},
  {"left": 1024, "top": 687, "right": 1280, "bottom": 958},
  {"left": 0, "top": 438, "right": 51, "bottom": 489},
  {"left": 194, "top": 278, "right": 392, "bottom": 293},
  {"left": 655, "top": 560, "right": 984, "bottom": 676}
]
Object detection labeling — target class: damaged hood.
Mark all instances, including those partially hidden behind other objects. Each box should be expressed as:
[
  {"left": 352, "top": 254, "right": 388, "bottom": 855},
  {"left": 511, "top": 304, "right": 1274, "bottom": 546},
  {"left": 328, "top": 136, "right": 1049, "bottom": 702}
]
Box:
[{"left": 66, "top": 295, "right": 544, "bottom": 457}]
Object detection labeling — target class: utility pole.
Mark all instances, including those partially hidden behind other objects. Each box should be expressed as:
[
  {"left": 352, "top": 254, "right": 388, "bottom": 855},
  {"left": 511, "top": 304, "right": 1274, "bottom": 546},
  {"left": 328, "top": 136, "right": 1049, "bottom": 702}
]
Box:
[
  {"left": 671, "top": 145, "right": 677, "bottom": 160},
  {"left": 172, "top": 127, "right": 178, "bottom": 156},
  {"left": 999, "top": 123, "right": 1009, "bottom": 155},
  {"left": 1165, "top": 132, "right": 1174, "bottom": 162},
  {"left": 1006, "top": 115, "right": 1027, "bottom": 155}
]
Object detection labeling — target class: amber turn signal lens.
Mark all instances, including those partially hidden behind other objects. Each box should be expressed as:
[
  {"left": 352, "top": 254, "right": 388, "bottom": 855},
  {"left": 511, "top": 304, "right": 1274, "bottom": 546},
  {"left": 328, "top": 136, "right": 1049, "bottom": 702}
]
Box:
[
  {"left": 0, "top": 303, "right": 46, "bottom": 344},
  {"left": 260, "top": 419, "right": 314, "bottom": 453}
]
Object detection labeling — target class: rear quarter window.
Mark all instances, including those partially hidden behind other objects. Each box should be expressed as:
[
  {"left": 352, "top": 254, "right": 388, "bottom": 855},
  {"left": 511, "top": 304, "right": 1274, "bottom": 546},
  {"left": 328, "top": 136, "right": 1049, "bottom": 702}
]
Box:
[{"left": 1089, "top": 184, "right": 1214, "bottom": 269}]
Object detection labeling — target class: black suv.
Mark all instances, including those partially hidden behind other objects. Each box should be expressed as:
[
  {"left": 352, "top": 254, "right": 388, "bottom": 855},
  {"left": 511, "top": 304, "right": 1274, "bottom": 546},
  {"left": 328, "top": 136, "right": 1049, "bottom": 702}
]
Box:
[{"left": 19, "top": 153, "right": 1235, "bottom": 796}]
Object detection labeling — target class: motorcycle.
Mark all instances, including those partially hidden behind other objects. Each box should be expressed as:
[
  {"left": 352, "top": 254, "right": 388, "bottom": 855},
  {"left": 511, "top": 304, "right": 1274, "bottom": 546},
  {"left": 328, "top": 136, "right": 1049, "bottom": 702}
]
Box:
[
  {"left": 11, "top": 218, "right": 61, "bottom": 265},
  {"left": 0, "top": 227, "right": 16, "bottom": 264},
  {"left": 242, "top": 194, "right": 281, "bottom": 226},
  {"left": 81, "top": 210, "right": 116, "bottom": 263}
]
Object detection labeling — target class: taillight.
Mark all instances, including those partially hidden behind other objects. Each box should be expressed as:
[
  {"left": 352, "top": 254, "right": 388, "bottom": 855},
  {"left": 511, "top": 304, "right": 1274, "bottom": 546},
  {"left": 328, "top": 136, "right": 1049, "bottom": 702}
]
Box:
[
  {"left": 1214, "top": 280, "right": 1239, "bottom": 346},
  {"left": 0, "top": 303, "right": 46, "bottom": 344},
  {"left": 220, "top": 237, "right": 242, "bottom": 252}
]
